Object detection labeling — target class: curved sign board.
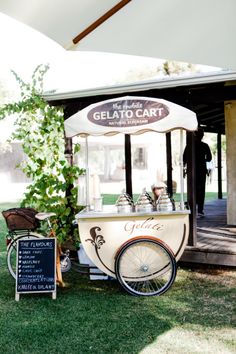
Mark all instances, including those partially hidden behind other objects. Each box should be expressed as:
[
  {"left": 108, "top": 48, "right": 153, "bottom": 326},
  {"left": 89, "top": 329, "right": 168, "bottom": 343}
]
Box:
[
  {"left": 65, "top": 96, "right": 198, "bottom": 137},
  {"left": 87, "top": 99, "right": 169, "bottom": 127}
]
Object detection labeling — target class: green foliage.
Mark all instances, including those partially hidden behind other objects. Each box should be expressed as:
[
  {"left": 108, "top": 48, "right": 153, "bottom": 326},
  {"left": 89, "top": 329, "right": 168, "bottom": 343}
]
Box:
[
  {"left": 207, "top": 133, "right": 226, "bottom": 157},
  {"left": 0, "top": 65, "right": 84, "bottom": 244}
]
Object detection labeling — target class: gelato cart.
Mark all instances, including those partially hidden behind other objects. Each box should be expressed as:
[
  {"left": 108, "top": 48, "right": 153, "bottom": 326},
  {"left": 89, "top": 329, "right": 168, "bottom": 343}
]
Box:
[{"left": 65, "top": 96, "right": 198, "bottom": 296}]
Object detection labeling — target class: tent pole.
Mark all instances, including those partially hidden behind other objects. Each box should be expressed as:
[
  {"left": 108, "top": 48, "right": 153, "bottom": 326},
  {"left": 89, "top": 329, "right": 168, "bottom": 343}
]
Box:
[
  {"left": 166, "top": 132, "right": 173, "bottom": 196},
  {"left": 180, "top": 129, "right": 184, "bottom": 210},
  {"left": 125, "top": 134, "right": 133, "bottom": 198},
  {"left": 217, "top": 132, "right": 223, "bottom": 199},
  {"left": 186, "top": 131, "right": 197, "bottom": 246},
  {"left": 72, "top": 0, "right": 131, "bottom": 46},
  {"left": 85, "top": 136, "right": 90, "bottom": 211}
]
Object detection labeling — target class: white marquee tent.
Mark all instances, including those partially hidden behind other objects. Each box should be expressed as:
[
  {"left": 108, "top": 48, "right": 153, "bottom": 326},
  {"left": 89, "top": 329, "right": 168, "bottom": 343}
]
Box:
[{"left": 0, "top": 0, "right": 236, "bottom": 70}]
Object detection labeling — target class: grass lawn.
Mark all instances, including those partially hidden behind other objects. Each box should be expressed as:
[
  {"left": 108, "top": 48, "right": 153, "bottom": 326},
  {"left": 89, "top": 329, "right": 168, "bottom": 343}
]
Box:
[{"left": 0, "top": 202, "right": 235, "bottom": 354}]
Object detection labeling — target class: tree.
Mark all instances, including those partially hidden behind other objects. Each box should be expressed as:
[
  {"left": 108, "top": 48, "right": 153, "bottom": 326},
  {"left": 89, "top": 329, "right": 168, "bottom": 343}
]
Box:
[
  {"left": 113, "top": 59, "right": 199, "bottom": 85},
  {"left": 0, "top": 65, "right": 83, "bottom": 245},
  {"left": 161, "top": 60, "right": 198, "bottom": 76}
]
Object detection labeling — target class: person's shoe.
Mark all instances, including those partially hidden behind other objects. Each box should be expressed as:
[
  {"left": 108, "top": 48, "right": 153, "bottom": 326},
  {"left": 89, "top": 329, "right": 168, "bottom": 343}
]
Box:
[{"left": 198, "top": 212, "right": 205, "bottom": 217}]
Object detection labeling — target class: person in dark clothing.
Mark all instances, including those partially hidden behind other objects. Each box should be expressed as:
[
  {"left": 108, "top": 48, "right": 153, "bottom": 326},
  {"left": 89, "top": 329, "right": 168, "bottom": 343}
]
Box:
[{"left": 184, "top": 128, "right": 212, "bottom": 217}]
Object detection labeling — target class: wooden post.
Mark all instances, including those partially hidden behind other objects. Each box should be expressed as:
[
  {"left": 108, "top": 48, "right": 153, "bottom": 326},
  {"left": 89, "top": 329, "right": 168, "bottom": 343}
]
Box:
[
  {"left": 186, "top": 132, "right": 197, "bottom": 246},
  {"left": 217, "top": 133, "right": 223, "bottom": 199},
  {"left": 125, "top": 134, "right": 133, "bottom": 198},
  {"left": 64, "top": 136, "right": 75, "bottom": 235},
  {"left": 225, "top": 101, "right": 236, "bottom": 225},
  {"left": 65, "top": 137, "right": 73, "bottom": 166},
  {"left": 166, "top": 132, "right": 173, "bottom": 196},
  {"left": 64, "top": 136, "right": 74, "bottom": 202}
]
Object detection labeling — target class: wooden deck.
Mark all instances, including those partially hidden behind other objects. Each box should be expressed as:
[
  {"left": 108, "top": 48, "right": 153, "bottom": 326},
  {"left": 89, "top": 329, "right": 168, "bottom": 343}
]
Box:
[{"left": 180, "top": 199, "right": 236, "bottom": 266}]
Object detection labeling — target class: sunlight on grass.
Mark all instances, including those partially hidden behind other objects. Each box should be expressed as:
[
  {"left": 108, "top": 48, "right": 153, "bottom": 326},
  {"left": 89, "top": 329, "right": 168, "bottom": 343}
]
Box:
[{"left": 140, "top": 327, "right": 236, "bottom": 354}]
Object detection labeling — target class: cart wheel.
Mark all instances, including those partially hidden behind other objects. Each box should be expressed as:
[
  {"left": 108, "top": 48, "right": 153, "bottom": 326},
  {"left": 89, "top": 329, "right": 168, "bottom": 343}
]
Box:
[{"left": 115, "top": 238, "right": 177, "bottom": 296}]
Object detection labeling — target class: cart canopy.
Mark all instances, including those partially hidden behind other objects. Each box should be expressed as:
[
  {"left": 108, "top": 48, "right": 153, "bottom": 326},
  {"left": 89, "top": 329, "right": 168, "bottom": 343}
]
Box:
[{"left": 64, "top": 96, "right": 198, "bottom": 137}]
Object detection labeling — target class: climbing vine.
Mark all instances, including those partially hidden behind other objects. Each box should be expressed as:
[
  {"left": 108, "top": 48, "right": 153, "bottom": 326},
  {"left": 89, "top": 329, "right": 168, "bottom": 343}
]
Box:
[{"left": 0, "top": 65, "right": 83, "bottom": 244}]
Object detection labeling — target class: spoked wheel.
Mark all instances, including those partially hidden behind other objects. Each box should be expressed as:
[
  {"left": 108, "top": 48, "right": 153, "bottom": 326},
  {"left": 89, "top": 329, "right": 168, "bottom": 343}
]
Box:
[
  {"left": 115, "top": 237, "right": 177, "bottom": 296},
  {"left": 7, "top": 233, "right": 44, "bottom": 279}
]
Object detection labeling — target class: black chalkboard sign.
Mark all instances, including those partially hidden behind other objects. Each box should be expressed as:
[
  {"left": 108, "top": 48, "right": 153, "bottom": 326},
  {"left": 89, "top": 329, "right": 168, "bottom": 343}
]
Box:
[{"left": 15, "top": 238, "right": 56, "bottom": 300}]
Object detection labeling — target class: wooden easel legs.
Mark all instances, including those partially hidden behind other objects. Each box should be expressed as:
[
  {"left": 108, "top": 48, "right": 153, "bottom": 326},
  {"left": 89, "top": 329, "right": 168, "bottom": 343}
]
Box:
[{"left": 56, "top": 245, "right": 65, "bottom": 287}]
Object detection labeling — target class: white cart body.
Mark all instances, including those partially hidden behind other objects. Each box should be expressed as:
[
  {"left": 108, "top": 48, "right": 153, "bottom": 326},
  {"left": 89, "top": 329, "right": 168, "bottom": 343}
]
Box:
[{"left": 77, "top": 207, "right": 189, "bottom": 278}]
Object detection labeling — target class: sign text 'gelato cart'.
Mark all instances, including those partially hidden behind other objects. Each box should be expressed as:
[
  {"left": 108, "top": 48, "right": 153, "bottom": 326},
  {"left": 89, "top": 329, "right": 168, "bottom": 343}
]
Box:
[{"left": 88, "top": 99, "right": 169, "bottom": 127}]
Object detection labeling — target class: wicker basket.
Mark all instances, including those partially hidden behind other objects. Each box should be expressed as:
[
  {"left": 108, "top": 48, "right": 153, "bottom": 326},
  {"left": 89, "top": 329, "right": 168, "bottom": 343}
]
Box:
[{"left": 2, "top": 208, "right": 40, "bottom": 231}]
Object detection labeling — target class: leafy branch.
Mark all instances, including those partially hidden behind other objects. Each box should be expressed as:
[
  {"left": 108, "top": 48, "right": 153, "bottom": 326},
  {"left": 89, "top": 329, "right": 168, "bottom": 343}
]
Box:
[{"left": 0, "top": 64, "right": 84, "bottom": 244}]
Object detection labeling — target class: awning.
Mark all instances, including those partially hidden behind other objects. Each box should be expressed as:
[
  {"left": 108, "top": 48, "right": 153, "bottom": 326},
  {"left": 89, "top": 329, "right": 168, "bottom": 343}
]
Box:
[
  {"left": 0, "top": 0, "right": 236, "bottom": 70},
  {"left": 64, "top": 96, "right": 198, "bottom": 137}
]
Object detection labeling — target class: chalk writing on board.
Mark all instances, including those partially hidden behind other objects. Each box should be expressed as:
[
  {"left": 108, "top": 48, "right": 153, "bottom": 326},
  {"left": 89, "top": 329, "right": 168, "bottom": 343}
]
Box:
[{"left": 16, "top": 238, "right": 56, "bottom": 294}]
